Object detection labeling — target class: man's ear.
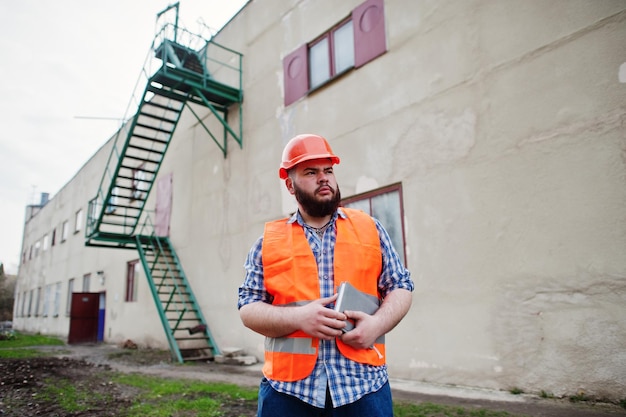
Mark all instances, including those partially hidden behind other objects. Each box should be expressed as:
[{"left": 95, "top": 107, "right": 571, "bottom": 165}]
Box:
[{"left": 285, "top": 178, "right": 295, "bottom": 195}]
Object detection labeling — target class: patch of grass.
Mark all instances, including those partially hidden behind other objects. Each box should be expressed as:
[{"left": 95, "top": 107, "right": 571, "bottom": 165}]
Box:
[
  {"left": 41, "top": 379, "right": 115, "bottom": 413},
  {"left": 569, "top": 391, "right": 592, "bottom": 403},
  {"left": 394, "top": 401, "right": 522, "bottom": 416},
  {"left": 113, "top": 373, "right": 257, "bottom": 416},
  {"left": 0, "top": 331, "right": 64, "bottom": 349},
  {"left": 0, "top": 332, "right": 65, "bottom": 359},
  {"left": 539, "top": 390, "right": 554, "bottom": 399},
  {"left": 509, "top": 387, "right": 524, "bottom": 395},
  {"left": 115, "top": 373, "right": 257, "bottom": 400},
  {"left": 0, "top": 347, "right": 49, "bottom": 359},
  {"left": 110, "top": 374, "right": 534, "bottom": 417}
]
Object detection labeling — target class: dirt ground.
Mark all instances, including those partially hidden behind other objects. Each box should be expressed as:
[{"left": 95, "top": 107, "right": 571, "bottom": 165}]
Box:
[
  {"left": 0, "top": 346, "right": 258, "bottom": 417},
  {"left": 1, "top": 343, "right": 625, "bottom": 416}
]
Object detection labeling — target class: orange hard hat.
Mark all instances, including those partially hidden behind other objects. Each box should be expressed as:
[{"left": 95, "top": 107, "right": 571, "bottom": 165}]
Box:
[{"left": 279, "top": 134, "right": 340, "bottom": 179}]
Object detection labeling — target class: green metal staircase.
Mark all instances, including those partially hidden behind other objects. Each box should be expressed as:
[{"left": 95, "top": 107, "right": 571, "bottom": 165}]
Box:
[
  {"left": 137, "top": 235, "right": 220, "bottom": 363},
  {"left": 85, "top": 4, "right": 243, "bottom": 362}
]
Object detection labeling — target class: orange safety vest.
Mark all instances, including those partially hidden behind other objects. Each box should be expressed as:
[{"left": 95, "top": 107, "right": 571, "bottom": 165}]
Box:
[{"left": 261, "top": 208, "right": 385, "bottom": 382}]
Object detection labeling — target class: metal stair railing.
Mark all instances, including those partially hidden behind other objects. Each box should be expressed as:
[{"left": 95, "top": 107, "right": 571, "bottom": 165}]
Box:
[
  {"left": 135, "top": 215, "right": 220, "bottom": 363},
  {"left": 86, "top": 15, "right": 243, "bottom": 244},
  {"left": 85, "top": 3, "right": 238, "bottom": 363}
]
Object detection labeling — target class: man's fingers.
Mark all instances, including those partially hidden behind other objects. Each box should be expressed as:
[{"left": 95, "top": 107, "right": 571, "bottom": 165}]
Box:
[
  {"left": 316, "top": 293, "right": 338, "bottom": 305},
  {"left": 344, "top": 310, "right": 367, "bottom": 320}
]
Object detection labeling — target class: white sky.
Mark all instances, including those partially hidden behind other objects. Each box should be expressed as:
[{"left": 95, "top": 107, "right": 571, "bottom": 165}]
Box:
[{"left": 0, "top": 1, "right": 248, "bottom": 274}]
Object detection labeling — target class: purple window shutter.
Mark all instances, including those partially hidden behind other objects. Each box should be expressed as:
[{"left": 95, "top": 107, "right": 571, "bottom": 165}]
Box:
[
  {"left": 353, "top": 0, "right": 387, "bottom": 68},
  {"left": 283, "top": 44, "right": 309, "bottom": 106}
]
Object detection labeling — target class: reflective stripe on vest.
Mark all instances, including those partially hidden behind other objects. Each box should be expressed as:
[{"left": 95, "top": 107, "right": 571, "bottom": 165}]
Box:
[
  {"left": 261, "top": 208, "right": 385, "bottom": 381},
  {"left": 265, "top": 336, "right": 316, "bottom": 354}
]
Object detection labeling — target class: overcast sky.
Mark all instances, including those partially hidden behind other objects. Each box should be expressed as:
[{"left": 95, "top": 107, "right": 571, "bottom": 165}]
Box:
[{"left": 0, "top": 1, "right": 248, "bottom": 274}]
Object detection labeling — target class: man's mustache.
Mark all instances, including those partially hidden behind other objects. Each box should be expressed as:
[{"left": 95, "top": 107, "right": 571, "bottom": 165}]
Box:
[{"left": 316, "top": 184, "right": 335, "bottom": 194}]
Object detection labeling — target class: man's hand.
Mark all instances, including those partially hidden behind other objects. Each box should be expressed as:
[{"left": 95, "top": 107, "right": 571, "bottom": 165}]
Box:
[
  {"left": 340, "top": 310, "right": 382, "bottom": 349},
  {"left": 296, "top": 294, "right": 347, "bottom": 340},
  {"left": 339, "top": 288, "right": 413, "bottom": 349},
  {"left": 239, "top": 294, "right": 347, "bottom": 339}
]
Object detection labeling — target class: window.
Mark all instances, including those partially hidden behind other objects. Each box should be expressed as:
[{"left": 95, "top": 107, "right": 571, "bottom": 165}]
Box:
[
  {"left": 20, "top": 292, "right": 27, "bottom": 317},
  {"left": 66, "top": 278, "right": 74, "bottom": 316},
  {"left": 283, "top": 0, "right": 386, "bottom": 105},
  {"left": 34, "top": 240, "right": 41, "bottom": 257},
  {"left": 75, "top": 209, "right": 83, "bottom": 233},
  {"left": 132, "top": 165, "right": 147, "bottom": 201},
  {"left": 43, "top": 285, "right": 52, "bottom": 317},
  {"left": 309, "top": 19, "right": 354, "bottom": 89},
  {"left": 35, "top": 287, "right": 41, "bottom": 317},
  {"left": 61, "top": 220, "right": 69, "bottom": 242},
  {"left": 27, "top": 290, "right": 34, "bottom": 317},
  {"left": 105, "top": 186, "right": 119, "bottom": 214},
  {"left": 15, "top": 293, "right": 21, "bottom": 317},
  {"left": 53, "top": 282, "right": 62, "bottom": 317},
  {"left": 51, "top": 228, "right": 56, "bottom": 246},
  {"left": 342, "top": 183, "right": 407, "bottom": 266},
  {"left": 126, "top": 260, "right": 140, "bottom": 302},
  {"left": 43, "top": 234, "right": 49, "bottom": 251},
  {"left": 82, "top": 273, "right": 91, "bottom": 292}
]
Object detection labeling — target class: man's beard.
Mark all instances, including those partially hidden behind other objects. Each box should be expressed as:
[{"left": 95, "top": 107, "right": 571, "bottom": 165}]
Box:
[{"left": 293, "top": 182, "right": 341, "bottom": 218}]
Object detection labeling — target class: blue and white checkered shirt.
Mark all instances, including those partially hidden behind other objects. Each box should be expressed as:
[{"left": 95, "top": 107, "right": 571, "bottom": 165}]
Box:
[{"left": 238, "top": 208, "right": 414, "bottom": 408}]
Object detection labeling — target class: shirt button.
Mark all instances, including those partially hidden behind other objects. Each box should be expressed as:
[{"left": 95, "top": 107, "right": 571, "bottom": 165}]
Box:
[{"left": 323, "top": 274, "right": 329, "bottom": 280}]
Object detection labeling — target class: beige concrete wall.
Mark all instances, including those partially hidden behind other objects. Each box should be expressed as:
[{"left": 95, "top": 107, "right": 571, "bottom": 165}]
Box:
[
  {"left": 16, "top": 0, "right": 626, "bottom": 400},
  {"left": 14, "top": 138, "right": 168, "bottom": 348}
]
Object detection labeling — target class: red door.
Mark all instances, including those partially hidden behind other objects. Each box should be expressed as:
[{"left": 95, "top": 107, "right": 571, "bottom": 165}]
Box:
[{"left": 68, "top": 293, "right": 99, "bottom": 344}]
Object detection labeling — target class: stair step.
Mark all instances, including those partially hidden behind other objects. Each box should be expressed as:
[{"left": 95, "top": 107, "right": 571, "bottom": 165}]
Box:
[
  {"left": 135, "top": 121, "right": 175, "bottom": 134},
  {"left": 131, "top": 132, "right": 170, "bottom": 144},
  {"left": 119, "top": 165, "right": 157, "bottom": 174},
  {"left": 127, "top": 143, "right": 167, "bottom": 154},
  {"left": 175, "top": 336, "right": 212, "bottom": 342},
  {"left": 143, "top": 100, "right": 184, "bottom": 112},
  {"left": 138, "top": 111, "right": 178, "bottom": 125},
  {"left": 146, "top": 84, "right": 188, "bottom": 102}
]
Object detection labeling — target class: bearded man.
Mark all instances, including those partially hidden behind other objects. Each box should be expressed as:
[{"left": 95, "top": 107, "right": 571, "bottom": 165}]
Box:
[{"left": 238, "top": 134, "right": 414, "bottom": 417}]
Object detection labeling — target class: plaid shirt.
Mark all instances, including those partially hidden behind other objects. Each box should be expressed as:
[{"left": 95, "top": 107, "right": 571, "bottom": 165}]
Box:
[{"left": 238, "top": 208, "right": 414, "bottom": 408}]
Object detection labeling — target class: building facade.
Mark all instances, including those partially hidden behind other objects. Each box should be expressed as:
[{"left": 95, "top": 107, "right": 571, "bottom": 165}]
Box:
[{"left": 14, "top": 0, "right": 626, "bottom": 399}]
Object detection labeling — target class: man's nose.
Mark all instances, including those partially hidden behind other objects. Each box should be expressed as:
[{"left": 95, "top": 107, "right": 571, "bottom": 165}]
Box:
[{"left": 318, "top": 173, "right": 329, "bottom": 182}]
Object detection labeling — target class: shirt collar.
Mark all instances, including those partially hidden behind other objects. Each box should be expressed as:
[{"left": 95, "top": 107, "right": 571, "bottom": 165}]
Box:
[{"left": 287, "top": 208, "right": 346, "bottom": 226}]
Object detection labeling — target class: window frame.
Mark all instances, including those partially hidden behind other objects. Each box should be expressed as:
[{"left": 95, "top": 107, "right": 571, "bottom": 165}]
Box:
[
  {"left": 61, "top": 220, "right": 69, "bottom": 242},
  {"left": 126, "top": 260, "right": 140, "bottom": 302},
  {"left": 82, "top": 273, "right": 91, "bottom": 292},
  {"left": 53, "top": 282, "right": 61, "bottom": 317},
  {"left": 131, "top": 164, "right": 147, "bottom": 201},
  {"left": 34, "top": 287, "right": 41, "bottom": 317},
  {"left": 43, "top": 285, "right": 51, "bottom": 317},
  {"left": 341, "top": 183, "right": 408, "bottom": 267},
  {"left": 283, "top": 0, "right": 387, "bottom": 106},
  {"left": 66, "top": 278, "right": 74, "bottom": 316},
  {"left": 74, "top": 208, "right": 83, "bottom": 233},
  {"left": 308, "top": 17, "right": 355, "bottom": 91}
]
